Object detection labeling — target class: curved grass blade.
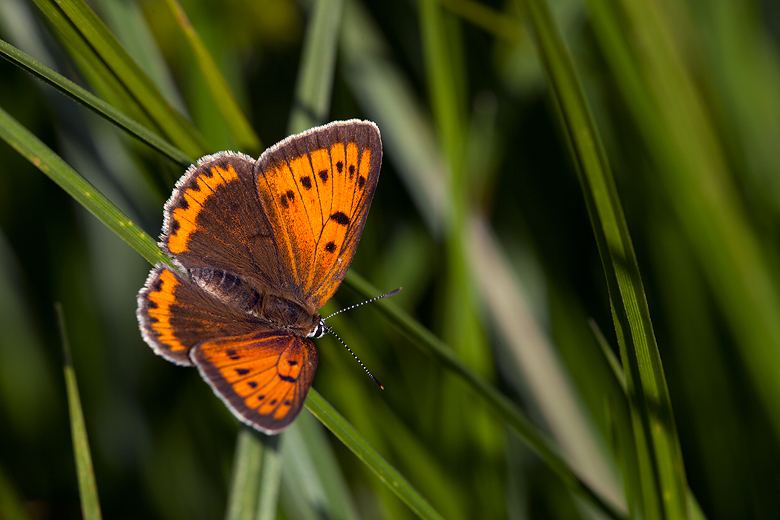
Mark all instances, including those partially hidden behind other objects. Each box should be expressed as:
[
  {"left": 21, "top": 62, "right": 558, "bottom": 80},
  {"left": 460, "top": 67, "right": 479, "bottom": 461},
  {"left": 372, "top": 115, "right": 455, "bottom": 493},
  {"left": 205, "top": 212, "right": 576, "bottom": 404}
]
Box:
[
  {"left": 0, "top": 106, "right": 166, "bottom": 267},
  {"left": 56, "top": 303, "right": 103, "bottom": 520},
  {"left": 0, "top": 38, "right": 193, "bottom": 167},
  {"left": 40, "top": 0, "right": 208, "bottom": 158},
  {"left": 305, "top": 389, "right": 445, "bottom": 520},
  {"left": 591, "top": 0, "right": 780, "bottom": 454},
  {"left": 515, "top": 0, "right": 689, "bottom": 516},
  {"left": 163, "top": 0, "right": 261, "bottom": 154},
  {"left": 343, "top": 271, "right": 624, "bottom": 520}
]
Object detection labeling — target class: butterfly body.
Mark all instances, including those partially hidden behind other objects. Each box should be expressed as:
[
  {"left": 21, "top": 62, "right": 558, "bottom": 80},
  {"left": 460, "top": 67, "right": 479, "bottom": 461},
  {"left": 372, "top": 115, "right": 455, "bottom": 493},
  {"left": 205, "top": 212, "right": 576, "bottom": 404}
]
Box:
[{"left": 137, "top": 120, "right": 382, "bottom": 434}]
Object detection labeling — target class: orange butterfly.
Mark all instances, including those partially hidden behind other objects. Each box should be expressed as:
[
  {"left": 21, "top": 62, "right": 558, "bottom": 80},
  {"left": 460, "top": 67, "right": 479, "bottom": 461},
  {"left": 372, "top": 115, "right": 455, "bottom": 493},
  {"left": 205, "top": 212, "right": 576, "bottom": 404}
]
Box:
[{"left": 137, "top": 120, "right": 382, "bottom": 434}]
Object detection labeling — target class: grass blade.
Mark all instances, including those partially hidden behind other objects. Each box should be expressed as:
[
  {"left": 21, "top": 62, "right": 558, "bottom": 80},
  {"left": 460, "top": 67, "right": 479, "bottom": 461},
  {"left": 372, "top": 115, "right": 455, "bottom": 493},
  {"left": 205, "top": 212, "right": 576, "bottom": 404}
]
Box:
[
  {"left": 224, "top": 427, "right": 263, "bottom": 520},
  {"left": 0, "top": 38, "right": 193, "bottom": 167},
  {"left": 344, "top": 271, "right": 624, "bottom": 519},
  {"left": 56, "top": 303, "right": 102, "bottom": 520},
  {"left": 163, "top": 0, "right": 261, "bottom": 153},
  {"left": 41, "top": 0, "right": 207, "bottom": 158},
  {"left": 288, "top": 0, "right": 345, "bottom": 133},
  {"left": 515, "top": 0, "right": 690, "bottom": 516},
  {"left": 305, "top": 389, "right": 445, "bottom": 520},
  {"left": 0, "top": 105, "right": 166, "bottom": 267},
  {"left": 255, "top": 436, "right": 282, "bottom": 520}
]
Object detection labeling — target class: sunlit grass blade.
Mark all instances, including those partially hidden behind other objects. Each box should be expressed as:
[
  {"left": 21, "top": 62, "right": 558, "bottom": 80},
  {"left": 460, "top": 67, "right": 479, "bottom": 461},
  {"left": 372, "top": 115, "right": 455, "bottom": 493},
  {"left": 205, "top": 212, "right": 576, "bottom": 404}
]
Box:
[
  {"left": 56, "top": 303, "right": 102, "bottom": 520},
  {"left": 515, "top": 0, "right": 689, "bottom": 516},
  {"left": 37, "top": 0, "right": 207, "bottom": 158},
  {"left": 288, "top": 0, "right": 345, "bottom": 133},
  {"left": 590, "top": 0, "right": 780, "bottom": 449},
  {"left": 344, "top": 271, "right": 624, "bottom": 519},
  {"left": 0, "top": 106, "right": 166, "bottom": 267},
  {"left": 163, "top": 0, "right": 261, "bottom": 154},
  {"left": 224, "top": 427, "right": 263, "bottom": 520},
  {"left": 0, "top": 38, "right": 193, "bottom": 167},
  {"left": 305, "top": 389, "right": 445, "bottom": 520}
]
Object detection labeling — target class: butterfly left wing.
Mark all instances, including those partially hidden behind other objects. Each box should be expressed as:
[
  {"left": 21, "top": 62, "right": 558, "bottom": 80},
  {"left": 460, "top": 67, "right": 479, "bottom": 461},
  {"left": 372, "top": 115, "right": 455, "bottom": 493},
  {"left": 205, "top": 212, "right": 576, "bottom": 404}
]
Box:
[
  {"left": 191, "top": 331, "right": 318, "bottom": 434},
  {"left": 254, "top": 120, "right": 382, "bottom": 309}
]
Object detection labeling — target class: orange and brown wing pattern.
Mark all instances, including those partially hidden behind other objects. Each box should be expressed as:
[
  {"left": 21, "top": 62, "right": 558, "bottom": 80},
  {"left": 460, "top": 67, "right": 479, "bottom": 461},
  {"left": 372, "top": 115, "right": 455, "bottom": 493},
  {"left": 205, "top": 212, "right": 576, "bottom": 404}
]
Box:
[
  {"left": 137, "top": 266, "right": 262, "bottom": 365},
  {"left": 161, "top": 152, "right": 288, "bottom": 292},
  {"left": 191, "top": 332, "right": 318, "bottom": 434},
  {"left": 254, "top": 120, "right": 382, "bottom": 309}
]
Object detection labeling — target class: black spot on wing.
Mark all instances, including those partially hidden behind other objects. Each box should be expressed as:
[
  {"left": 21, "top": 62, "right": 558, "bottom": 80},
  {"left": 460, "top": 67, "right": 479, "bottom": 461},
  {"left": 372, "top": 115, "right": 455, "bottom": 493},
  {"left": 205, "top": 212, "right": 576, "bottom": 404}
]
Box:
[
  {"left": 325, "top": 241, "right": 336, "bottom": 253},
  {"left": 318, "top": 170, "right": 328, "bottom": 183},
  {"left": 331, "top": 212, "right": 350, "bottom": 226},
  {"left": 301, "top": 176, "right": 312, "bottom": 189}
]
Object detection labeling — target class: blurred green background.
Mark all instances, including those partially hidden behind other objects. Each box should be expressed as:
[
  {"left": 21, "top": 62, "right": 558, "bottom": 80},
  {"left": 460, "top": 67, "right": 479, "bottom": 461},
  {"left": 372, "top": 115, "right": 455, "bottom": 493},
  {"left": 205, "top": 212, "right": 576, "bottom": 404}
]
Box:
[{"left": 1, "top": 0, "right": 780, "bottom": 518}]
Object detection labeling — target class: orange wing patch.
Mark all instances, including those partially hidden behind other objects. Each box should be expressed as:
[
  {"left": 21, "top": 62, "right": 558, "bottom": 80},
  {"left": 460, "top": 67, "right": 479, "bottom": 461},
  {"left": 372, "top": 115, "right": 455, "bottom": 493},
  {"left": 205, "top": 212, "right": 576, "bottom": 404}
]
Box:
[
  {"left": 167, "top": 163, "right": 240, "bottom": 255},
  {"left": 192, "top": 332, "right": 318, "bottom": 433},
  {"left": 256, "top": 121, "right": 381, "bottom": 309},
  {"left": 144, "top": 268, "right": 189, "bottom": 354}
]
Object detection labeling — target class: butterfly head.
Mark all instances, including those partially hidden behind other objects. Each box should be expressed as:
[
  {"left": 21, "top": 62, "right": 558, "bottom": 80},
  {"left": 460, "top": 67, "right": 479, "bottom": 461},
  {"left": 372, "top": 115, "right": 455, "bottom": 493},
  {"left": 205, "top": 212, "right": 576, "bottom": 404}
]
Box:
[{"left": 308, "top": 318, "right": 328, "bottom": 339}]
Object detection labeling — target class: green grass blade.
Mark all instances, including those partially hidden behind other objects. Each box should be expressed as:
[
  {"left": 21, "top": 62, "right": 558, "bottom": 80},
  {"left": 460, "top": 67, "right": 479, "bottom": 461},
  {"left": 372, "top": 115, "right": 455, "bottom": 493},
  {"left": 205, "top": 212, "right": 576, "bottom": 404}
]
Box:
[
  {"left": 515, "top": 0, "right": 689, "bottom": 516},
  {"left": 40, "top": 0, "right": 207, "bottom": 158},
  {"left": 305, "top": 389, "right": 445, "bottom": 520},
  {"left": 0, "top": 38, "right": 193, "bottom": 167},
  {"left": 0, "top": 106, "right": 166, "bottom": 267},
  {"left": 163, "top": 0, "right": 261, "bottom": 153},
  {"left": 288, "top": 0, "right": 345, "bottom": 134},
  {"left": 255, "top": 436, "right": 282, "bottom": 520},
  {"left": 56, "top": 303, "right": 103, "bottom": 520},
  {"left": 224, "top": 427, "right": 264, "bottom": 520},
  {"left": 591, "top": 0, "right": 780, "bottom": 449},
  {"left": 343, "top": 271, "right": 624, "bottom": 520},
  {"left": 27, "top": 0, "right": 156, "bottom": 130}
]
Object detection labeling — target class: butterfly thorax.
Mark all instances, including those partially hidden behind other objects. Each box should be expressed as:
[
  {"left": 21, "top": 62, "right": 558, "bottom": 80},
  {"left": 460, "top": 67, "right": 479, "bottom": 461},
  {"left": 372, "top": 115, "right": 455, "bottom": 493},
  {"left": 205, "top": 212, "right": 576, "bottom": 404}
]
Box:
[{"left": 190, "top": 267, "right": 321, "bottom": 337}]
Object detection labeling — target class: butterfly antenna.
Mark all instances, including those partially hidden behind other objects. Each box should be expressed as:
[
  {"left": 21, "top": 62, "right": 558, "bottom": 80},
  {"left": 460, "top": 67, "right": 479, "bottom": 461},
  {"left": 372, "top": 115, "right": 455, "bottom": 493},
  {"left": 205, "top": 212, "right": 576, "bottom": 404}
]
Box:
[
  {"left": 323, "top": 287, "right": 402, "bottom": 321},
  {"left": 326, "top": 326, "right": 384, "bottom": 390}
]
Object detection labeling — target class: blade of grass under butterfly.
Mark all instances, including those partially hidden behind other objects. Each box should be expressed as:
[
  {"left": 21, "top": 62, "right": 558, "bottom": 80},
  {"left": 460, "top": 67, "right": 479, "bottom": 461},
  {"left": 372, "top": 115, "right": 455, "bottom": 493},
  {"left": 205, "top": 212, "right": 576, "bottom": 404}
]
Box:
[
  {"left": 224, "top": 427, "right": 264, "bottom": 520},
  {"left": 343, "top": 271, "right": 624, "bottom": 520},
  {"left": 288, "top": 0, "right": 345, "bottom": 133},
  {"left": 163, "top": 0, "right": 261, "bottom": 154},
  {"left": 305, "top": 389, "right": 445, "bottom": 520},
  {"left": 0, "top": 39, "right": 193, "bottom": 167},
  {"left": 0, "top": 466, "right": 33, "bottom": 520},
  {"left": 38, "top": 0, "right": 207, "bottom": 158},
  {"left": 56, "top": 303, "right": 103, "bottom": 520},
  {"left": 0, "top": 106, "right": 166, "bottom": 267},
  {"left": 513, "top": 0, "right": 689, "bottom": 517},
  {"left": 255, "top": 435, "right": 282, "bottom": 520}
]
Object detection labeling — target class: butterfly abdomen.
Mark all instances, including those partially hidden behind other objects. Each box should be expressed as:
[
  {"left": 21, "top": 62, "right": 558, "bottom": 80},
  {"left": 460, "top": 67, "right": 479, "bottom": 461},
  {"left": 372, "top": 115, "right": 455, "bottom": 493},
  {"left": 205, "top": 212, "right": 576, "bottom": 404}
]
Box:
[{"left": 190, "top": 267, "right": 261, "bottom": 311}]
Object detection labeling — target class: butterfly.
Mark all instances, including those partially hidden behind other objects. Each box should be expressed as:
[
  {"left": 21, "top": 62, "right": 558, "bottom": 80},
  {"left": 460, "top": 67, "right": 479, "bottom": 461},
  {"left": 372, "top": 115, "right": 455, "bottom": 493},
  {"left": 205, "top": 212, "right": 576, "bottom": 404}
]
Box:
[{"left": 137, "top": 120, "right": 382, "bottom": 434}]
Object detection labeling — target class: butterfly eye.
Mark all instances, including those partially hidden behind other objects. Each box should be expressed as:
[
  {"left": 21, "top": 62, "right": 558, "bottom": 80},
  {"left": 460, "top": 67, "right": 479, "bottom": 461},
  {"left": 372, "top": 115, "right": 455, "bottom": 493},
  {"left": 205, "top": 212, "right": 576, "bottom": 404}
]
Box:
[{"left": 308, "top": 319, "right": 328, "bottom": 339}]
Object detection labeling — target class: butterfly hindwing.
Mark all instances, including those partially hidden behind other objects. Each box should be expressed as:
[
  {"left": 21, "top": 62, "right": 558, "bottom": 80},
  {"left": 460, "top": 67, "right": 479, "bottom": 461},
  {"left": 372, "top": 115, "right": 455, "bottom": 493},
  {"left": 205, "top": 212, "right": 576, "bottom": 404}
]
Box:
[
  {"left": 137, "top": 266, "right": 262, "bottom": 365},
  {"left": 255, "top": 120, "right": 382, "bottom": 308},
  {"left": 191, "top": 332, "right": 318, "bottom": 434}
]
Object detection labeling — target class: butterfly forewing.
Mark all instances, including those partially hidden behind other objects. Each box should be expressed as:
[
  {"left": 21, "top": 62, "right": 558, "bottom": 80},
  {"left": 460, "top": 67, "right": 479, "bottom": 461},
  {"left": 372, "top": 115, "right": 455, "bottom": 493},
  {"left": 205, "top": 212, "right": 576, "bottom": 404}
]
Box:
[
  {"left": 161, "top": 152, "right": 290, "bottom": 293},
  {"left": 191, "top": 332, "right": 318, "bottom": 434},
  {"left": 255, "top": 120, "right": 382, "bottom": 309}
]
